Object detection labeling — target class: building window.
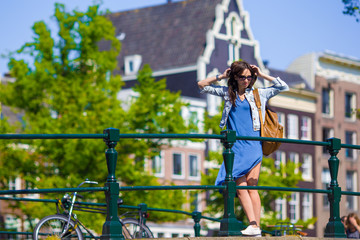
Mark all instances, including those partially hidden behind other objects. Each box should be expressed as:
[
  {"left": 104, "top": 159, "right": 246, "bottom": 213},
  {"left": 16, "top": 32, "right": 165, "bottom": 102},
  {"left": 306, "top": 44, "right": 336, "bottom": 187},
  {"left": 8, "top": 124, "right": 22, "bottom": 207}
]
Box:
[
  {"left": 302, "top": 154, "right": 313, "bottom": 181},
  {"left": 300, "top": 116, "right": 312, "bottom": 140},
  {"left": 207, "top": 94, "right": 222, "bottom": 117},
  {"left": 225, "top": 13, "right": 241, "bottom": 65},
  {"left": 289, "top": 152, "right": 299, "bottom": 174},
  {"left": 345, "top": 92, "right": 356, "bottom": 120},
  {"left": 322, "top": 168, "right": 331, "bottom": 207},
  {"left": 124, "top": 54, "right": 142, "bottom": 75},
  {"left": 189, "top": 154, "right": 200, "bottom": 179},
  {"left": 189, "top": 111, "right": 199, "bottom": 133},
  {"left": 5, "top": 215, "right": 21, "bottom": 231},
  {"left": 287, "top": 114, "right": 298, "bottom": 139},
  {"left": 25, "top": 180, "right": 40, "bottom": 199},
  {"left": 302, "top": 193, "right": 313, "bottom": 221},
  {"left": 8, "top": 177, "right": 21, "bottom": 198},
  {"left": 277, "top": 112, "right": 286, "bottom": 137},
  {"left": 289, "top": 193, "right": 300, "bottom": 223},
  {"left": 275, "top": 151, "right": 286, "bottom": 169},
  {"left": 322, "top": 87, "right": 334, "bottom": 117},
  {"left": 230, "top": 17, "right": 237, "bottom": 36},
  {"left": 152, "top": 152, "right": 164, "bottom": 177},
  {"left": 228, "top": 43, "right": 238, "bottom": 62},
  {"left": 275, "top": 198, "right": 286, "bottom": 220},
  {"left": 322, "top": 127, "right": 334, "bottom": 154},
  {"left": 345, "top": 131, "right": 357, "bottom": 160},
  {"left": 172, "top": 153, "right": 184, "bottom": 179},
  {"left": 190, "top": 191, "right": 199, "bottom": 212},
  {"left": 346, "top": 171, "right": 357, "bottom": 211}
]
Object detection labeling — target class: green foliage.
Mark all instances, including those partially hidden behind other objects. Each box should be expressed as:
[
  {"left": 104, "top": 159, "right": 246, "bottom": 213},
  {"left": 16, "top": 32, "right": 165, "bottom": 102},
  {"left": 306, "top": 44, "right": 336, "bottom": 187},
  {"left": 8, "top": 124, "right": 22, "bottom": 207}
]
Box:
[
  {"left": 0, "top": 2, "right": 188, "bottom": 233},
  {"left": 342, "top": 0, "right": 360, "bottom": 22},
  {"left": 259, "top": 157, "right": 303, "bottom": 213}
]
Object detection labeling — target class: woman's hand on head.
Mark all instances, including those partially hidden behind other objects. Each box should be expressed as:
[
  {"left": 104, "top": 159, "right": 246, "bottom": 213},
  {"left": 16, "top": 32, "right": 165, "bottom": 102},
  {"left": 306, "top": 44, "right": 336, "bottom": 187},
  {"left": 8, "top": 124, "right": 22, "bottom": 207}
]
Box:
[
  {"left": 221, "top": 68, "right": 231, "bottom": 79},
  {"left": 250, "top": 65, "right": 262, "bottom": 77}
]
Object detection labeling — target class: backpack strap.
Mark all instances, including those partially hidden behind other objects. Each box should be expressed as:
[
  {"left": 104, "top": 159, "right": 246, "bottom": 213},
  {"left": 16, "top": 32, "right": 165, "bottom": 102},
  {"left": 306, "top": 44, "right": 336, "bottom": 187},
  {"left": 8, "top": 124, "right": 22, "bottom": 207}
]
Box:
[{"left": 253, "top": 88, "right": 264, "bottom": 136}]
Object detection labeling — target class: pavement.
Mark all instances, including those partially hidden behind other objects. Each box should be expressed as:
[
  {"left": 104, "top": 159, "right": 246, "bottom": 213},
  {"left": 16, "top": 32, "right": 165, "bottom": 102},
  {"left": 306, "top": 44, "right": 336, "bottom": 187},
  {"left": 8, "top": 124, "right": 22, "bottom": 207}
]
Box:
[{"left": 141, "top": 237, "right": 348, "bottom": 240}]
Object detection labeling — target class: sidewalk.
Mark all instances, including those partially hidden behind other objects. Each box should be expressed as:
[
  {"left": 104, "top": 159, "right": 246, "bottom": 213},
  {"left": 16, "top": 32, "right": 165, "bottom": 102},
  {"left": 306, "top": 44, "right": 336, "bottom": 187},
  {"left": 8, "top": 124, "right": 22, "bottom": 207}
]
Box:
[{"left": 148, "top": 237, "right": 348, "bottom": 240}]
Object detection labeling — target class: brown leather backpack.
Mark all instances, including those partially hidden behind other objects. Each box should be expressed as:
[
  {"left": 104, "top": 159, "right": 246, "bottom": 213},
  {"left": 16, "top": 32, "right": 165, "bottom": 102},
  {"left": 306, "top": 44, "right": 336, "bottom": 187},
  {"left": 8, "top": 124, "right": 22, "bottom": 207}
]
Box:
[{"left": 253, "top": 89, "right": 283, "bottom": 156}]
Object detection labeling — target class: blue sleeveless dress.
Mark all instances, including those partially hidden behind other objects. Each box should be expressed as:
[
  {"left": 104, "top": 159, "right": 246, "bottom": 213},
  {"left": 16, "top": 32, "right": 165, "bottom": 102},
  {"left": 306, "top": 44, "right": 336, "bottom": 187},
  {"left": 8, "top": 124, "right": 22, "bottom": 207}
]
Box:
[{"left": 215, "top": 96, "right": 263, "bottom": 186}]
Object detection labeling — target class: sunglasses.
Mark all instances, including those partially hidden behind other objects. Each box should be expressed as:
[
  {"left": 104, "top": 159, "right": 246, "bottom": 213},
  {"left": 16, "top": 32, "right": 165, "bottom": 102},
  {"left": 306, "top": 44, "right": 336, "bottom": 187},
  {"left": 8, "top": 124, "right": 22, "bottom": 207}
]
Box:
[{"left": 236, "top": 75, "right": 253, "bottom": 81}]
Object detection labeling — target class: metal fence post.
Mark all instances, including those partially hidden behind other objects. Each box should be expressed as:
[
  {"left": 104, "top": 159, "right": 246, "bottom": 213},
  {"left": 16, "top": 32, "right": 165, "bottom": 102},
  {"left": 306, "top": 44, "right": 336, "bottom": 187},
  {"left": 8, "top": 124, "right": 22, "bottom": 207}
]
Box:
[
  {"left": 324, "top": 137, "right": 346, "bottom": 238},
  {"left": 219, "top": 129, "right": 242, "bottom": 236},
  {"left": 192, "top": 211, "right": 201, "bottom": 237},
  {"left": 138, "top": 203, "right": 148, "bottom": 225},
  {"left": 101, "top": 128, "right": 124, "bottom": 240}
]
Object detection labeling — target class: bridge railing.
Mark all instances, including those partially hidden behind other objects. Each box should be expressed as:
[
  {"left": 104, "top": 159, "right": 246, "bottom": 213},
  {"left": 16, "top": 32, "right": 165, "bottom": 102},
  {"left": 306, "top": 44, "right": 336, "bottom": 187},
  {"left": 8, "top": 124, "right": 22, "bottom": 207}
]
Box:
[{"left": 1, "top": 128, "right": 360, "bottom": 239}]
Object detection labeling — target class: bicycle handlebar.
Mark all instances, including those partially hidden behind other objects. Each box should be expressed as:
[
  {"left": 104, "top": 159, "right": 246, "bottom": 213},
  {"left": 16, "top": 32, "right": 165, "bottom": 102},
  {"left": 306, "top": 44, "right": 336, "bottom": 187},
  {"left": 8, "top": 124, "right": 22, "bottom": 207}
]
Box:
[{"left": 77, "top": 179, "right": 98, "bottom": 188}]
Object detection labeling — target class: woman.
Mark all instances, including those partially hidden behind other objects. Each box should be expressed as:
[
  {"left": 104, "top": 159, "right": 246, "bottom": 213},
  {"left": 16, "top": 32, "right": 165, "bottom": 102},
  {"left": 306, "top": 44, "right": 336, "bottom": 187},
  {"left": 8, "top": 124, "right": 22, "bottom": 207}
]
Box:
[
  {"left": 198, "top": 60, "right": 289, "bottom": 236},
  {"left": 346, "top": 213, "right": 360, "bottom": 238}
]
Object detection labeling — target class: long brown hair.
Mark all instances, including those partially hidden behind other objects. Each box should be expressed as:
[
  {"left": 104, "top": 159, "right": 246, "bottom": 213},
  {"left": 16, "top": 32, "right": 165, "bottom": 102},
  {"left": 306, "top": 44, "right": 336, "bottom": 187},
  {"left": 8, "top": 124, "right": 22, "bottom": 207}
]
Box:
[
  {"left": 227, "top": 60, "right": 257, "bottom": 106},
  {"left": 346, "top": 213, "right": 360, "bottom": 227}
]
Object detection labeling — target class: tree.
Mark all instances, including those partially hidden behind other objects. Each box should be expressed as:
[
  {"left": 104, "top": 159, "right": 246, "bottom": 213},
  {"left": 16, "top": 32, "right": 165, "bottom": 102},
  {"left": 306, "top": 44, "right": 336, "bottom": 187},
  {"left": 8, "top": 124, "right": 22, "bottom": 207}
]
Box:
[
  {"left": 0, "top": 3, "right": 189, "bottom": 233},
  {"left": 342, "top": 0, "right": 360, "bottom": 22},
  {"left": 200, "top": 109, "right": 306, "bottom": 229}
]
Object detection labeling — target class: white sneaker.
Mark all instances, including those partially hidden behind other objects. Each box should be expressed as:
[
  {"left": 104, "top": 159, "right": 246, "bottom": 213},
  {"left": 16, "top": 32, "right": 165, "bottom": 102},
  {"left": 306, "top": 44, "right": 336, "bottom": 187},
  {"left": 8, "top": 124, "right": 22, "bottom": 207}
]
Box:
[{"left": 241, "top": 225, "right": 261, "bottom": 236}]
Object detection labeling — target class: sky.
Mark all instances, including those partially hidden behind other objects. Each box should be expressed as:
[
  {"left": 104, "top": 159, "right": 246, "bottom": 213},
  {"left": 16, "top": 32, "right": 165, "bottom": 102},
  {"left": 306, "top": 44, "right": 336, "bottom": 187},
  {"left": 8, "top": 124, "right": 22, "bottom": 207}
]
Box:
[{"left": 1, "top": 0, "right": 359, "bottom": 77}]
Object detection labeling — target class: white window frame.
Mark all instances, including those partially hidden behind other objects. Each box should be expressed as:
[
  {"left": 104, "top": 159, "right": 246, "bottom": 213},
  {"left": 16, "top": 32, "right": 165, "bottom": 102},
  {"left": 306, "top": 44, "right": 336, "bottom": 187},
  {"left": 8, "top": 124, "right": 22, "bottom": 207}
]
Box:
[
  {"left": 289, "top": 192, "right": 300, "bottom": 223},
  {"left": 289, "top": 152, "right": 299, "bottom": 174},
  {"left": 275, "top": 151, "right": 286, "bottom": 170},
  {"left": 322, "top": 168, "right": 331, "bottom": 207},
  {"left": 124, "top": 54, "right": 142, "bottom": 75},
  {"left": 188, "top": 153, "right": 201, "bottom": 181},
  {"left": 152, "top": 151, "right": 165, "bottom": 178},
  {"left": 25, "top": 180, "right": 40, "bottom": 199},
  {"left": 277, "top": 112, "right": 286, "bottom": 137},
  {"left": 287, "top": 114, "right": 299, "bottom": 139},
  {"left": 190, "top": 191, "right": 200, "bottom": 212},
  {"left": 345, "top": 92, "right": 356, "bottom": 121},
  {"left": 300, "top": 116, "right": 312, "bottom": 140},
  {"left": 302, "top": 154, "right": 313, "bottom": 181},
  {"left": 322, "top": 87, "right": 334, "bottom": 118},
  {"left": 275, "top": 197, "right": 287, "bottom": 220},
  {"left": 225, "top": 13, "right": 242, "bottom": 65},
  {"left": 7, "top": 177, "right": 21, "bottom": 198},
  {"left": 345, "top": 131, "right": 357, "bottom": 160},
  {"left": 322, "top": 127, "right": 334, "bottom": 154},
  {"left": 5, "top": 214, "right": 21, "bottom": 231},
  {"left": 302, "top": 193, "right": 313, "bottom": 221},
  {"left": 172, "top": 152, "right": 185, "bottom": 179},
  {"left": 346, "top": 171, "right": 358, "bottom": 211}
]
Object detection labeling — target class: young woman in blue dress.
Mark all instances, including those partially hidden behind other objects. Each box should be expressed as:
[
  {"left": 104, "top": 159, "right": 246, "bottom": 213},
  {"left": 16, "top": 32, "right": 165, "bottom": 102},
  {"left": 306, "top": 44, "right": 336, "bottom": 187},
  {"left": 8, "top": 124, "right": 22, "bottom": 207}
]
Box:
[{"left": 198, "top": 60, "right": 289, "bottom": 236}]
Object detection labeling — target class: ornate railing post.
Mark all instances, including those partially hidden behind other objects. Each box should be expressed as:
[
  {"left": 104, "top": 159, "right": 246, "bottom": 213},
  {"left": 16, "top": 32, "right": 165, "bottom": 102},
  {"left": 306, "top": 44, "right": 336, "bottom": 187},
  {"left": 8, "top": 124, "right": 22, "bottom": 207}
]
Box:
[
  {"left": 138, "top": 203, "right": 148, "bottom": 225},
  {"left": 324, "top": 138, "right": 346, "bottom": 238},
  {"left": 101, "top": 128, "right": 124, "bottom": 240},
  {"left": 219, "top": 129, "right": 242, "bottom": 236},
  {"left": 191, "top": 211, "right": 201, "bottom": 237}
]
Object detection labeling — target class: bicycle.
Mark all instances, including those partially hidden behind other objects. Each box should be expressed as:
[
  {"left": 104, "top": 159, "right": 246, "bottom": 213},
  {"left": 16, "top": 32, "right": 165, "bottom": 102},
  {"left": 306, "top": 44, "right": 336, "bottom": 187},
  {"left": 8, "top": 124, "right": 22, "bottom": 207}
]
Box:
[
  {"left": 266, "top": 222, "right": 307, "bottom": 237},
  {"left": 32, "top": 179, "right": 153, "bottom": 239}
]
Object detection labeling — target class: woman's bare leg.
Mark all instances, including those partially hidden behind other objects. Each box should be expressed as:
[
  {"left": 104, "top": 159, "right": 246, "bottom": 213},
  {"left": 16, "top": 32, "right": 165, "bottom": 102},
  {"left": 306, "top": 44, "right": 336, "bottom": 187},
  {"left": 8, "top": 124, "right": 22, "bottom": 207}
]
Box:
[
  {"left": 246, "top": 162, "right": 262, "bottom": 226},
  {"left": 236, "top": 162, "right": 262, "bottom": 227}
]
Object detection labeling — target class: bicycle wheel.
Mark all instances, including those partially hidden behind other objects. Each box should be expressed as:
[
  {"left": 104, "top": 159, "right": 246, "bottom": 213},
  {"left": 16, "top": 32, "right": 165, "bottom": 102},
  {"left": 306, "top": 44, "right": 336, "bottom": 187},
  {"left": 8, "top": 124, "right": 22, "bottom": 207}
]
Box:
[
  {"left": 121, "top": 218, "right": 153, "bottom": 239},
  {"left": 33, "top": 214, "right": 83, "bottom": 240}
]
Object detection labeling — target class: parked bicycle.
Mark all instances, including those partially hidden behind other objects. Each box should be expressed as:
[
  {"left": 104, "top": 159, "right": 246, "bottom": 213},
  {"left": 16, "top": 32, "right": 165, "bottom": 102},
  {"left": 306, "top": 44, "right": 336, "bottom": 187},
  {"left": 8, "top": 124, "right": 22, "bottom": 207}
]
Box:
[{"left": 32, "top": 179, "right": 153, "bottom": 239}]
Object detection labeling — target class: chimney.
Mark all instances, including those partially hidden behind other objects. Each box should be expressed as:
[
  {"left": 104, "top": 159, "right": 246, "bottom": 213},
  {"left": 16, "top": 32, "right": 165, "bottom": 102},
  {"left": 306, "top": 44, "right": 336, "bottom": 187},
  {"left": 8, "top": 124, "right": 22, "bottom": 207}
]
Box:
[{"left": 263, "top": 60, "right": 269, "bottom": 68}]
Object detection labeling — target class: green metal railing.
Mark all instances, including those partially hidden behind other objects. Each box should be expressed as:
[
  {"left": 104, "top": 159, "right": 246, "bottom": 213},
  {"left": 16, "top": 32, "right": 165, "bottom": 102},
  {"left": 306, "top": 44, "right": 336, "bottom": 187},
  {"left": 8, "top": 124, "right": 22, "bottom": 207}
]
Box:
[{"left": 1, "top": 128, "right": 360, "bottom": 239}]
